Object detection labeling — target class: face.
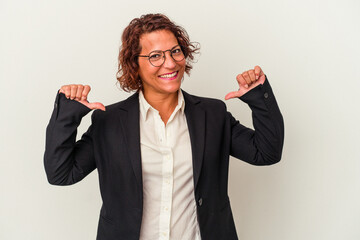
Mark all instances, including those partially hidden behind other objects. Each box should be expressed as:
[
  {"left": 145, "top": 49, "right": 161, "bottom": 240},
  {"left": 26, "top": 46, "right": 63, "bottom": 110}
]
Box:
[{"left": 138, "top": 30, "right": 186, "bottom": 97}]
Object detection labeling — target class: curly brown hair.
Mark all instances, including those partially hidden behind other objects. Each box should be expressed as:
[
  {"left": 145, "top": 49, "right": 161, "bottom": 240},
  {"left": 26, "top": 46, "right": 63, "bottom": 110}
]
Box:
[{"left": 116, "top": 13, "right": 199, "bottom": 92}]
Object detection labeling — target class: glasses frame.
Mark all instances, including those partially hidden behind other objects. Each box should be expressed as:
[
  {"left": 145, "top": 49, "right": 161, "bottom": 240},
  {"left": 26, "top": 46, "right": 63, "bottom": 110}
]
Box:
[{"left": 137, "top": 45, "right": 185, "bottom": 67}]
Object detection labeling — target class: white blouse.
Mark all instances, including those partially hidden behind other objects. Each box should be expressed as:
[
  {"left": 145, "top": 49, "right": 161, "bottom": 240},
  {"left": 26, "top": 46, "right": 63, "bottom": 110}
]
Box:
[{"left": 139, "top": 90, "right": 201, "bottom": 240}]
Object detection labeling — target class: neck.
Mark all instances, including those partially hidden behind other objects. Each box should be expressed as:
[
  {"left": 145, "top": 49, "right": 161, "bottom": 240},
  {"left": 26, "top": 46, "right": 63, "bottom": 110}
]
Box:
[{"left": 142, "top": 90, "right": 179, "bottom": 125}]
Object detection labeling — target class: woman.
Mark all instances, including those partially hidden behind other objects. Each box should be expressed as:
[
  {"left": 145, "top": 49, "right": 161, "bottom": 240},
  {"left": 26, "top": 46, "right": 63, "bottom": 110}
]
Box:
[{"left": 44, "top": 13, "right": 284, "bottom": 240}]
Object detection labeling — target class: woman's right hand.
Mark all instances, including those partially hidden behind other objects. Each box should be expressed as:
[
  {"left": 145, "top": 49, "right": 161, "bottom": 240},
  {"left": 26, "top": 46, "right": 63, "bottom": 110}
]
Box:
[{"left": 59, "top": 84, "right": 106, "bottom": 111}]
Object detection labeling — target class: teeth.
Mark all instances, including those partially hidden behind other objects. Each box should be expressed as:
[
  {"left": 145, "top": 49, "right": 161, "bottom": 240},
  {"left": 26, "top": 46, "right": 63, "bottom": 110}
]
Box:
[{"left": 160, "top": 72, "right": 177, "bottom": 78}]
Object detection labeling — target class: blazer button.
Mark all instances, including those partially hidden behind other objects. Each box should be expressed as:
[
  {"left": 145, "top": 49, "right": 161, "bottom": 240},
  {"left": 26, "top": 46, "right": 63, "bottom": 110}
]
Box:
[
  {"left": 198, "top": 198, "right": 203, "bottom": 206},
  {"left": 264, "top": 92, "right": 269, "bottom": 99}
]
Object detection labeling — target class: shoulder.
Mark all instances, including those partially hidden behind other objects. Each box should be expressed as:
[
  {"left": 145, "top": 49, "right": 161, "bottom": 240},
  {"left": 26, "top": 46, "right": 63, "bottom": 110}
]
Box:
[
  {"left": 92, "top": 92, "right": 139, "bottom": 119},
  {"left": 182, "top": 90, "right": 227, "bottom": 112}
]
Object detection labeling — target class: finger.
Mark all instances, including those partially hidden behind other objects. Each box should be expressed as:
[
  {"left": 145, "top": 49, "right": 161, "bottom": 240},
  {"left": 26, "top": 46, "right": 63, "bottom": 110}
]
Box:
[
  {"left": 258, "top": 74, "right": 266, "bottom": 84},
  {"left": 225, "top": 91, "right": 241, "bottom": 100},
  {"left": 248, "top": 70, "right": 256, "bottom": 83},
  {"left": 75, "top": 85, "right": 84, "bottom": 101},
  {"left": 82, "top": 85, "right": 91, "bottom": 101},
  {"left": 236, "top": 74, "right": 247, "bottom": 88},
  {"left": 242, "top": 72, "right": 252, "bottom": 87},
  {"left": 254, "top": 65, "right": 263, "bottom": 79},
  {"left": 70, "top": 85, "right": 78, "bottom": 100},
  {"left": 63, "top": 85, "right": 71, "bottom": 99},
  {"left": 86, "top": 102, "right": 106, "bottom": 111}
]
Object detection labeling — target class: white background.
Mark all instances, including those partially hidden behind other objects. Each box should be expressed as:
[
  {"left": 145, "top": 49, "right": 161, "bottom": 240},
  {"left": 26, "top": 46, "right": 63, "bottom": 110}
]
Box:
[{"left": 1, "top": 0, "right": 359, "bottom": 239}]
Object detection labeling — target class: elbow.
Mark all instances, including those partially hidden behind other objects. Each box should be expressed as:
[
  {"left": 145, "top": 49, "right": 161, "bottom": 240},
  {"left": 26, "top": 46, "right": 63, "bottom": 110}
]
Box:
[
  {"left": 44, "top": 155, "right": 75, "bottom": 186},
  {"left": 44, "top": 165, "right": 74, "bottom": 186},
  {"left": 47, "top": 178, "right": 62, "bottom": 186},
  {"left": 264, "top": 145, "right": 284, "bottom": 165},
  {"left": 256, "top": 156, "right": 281, "bottom": 166},
  {"left": 46, "top": 176, "right": 65, "bottom": 186},
  {"left": 261, "top": 137, "right": 284, "bottom": 165},
  {"left": 46, "top": 174, "right": 73, "bottom": 186},
  {"left": 252, "top": 149, "right": 283, "bottom": 166},
  {"left": 266, "top": 154, "right": 282, "bottom": 165}
]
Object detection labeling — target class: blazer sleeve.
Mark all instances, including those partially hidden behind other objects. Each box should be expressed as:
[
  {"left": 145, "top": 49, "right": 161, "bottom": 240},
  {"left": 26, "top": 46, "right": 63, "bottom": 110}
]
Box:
[
  {"left": 44, "top": 92, "right": 96, "bottom": 185},
  {"left": 230, "top": 77, "right": 284, "bottom": 165}
]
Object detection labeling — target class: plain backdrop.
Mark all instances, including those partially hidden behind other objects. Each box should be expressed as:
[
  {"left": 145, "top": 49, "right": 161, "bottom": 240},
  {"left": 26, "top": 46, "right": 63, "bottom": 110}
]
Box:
[{"left": 1, "top": 0, "right": 359, "bottom": 239}]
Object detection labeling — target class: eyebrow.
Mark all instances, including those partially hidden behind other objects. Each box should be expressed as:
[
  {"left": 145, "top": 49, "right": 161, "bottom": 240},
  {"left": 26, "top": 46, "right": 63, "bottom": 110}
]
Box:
[{"left": 147, "top": 45, "right": 180, "bottom": 54}]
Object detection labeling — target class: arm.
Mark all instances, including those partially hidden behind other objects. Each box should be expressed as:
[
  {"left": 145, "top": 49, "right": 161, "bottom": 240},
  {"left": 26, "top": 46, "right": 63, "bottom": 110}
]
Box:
[
  {"left": 44, "top": 85, "right": 105, "bottom": 185},
  {"left": 229, "top": 77, "right": 284, "bottom": 165},
  {"left": 225, "top": 66, "right": 284, "bottom": 165}
]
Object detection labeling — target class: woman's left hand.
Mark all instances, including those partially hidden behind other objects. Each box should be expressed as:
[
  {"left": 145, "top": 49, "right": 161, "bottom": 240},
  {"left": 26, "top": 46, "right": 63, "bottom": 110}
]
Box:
[{"left": 225, "top": 65, "right": 266, "bottom": 100}]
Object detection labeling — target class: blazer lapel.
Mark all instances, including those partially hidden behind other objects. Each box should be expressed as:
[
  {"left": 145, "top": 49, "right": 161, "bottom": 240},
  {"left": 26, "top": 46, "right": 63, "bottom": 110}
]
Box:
[
  {"left": 117, "top": 93, "right": 143, "bottom": 189},
  {"left": 183, "top": 90, "right": 206, "bottom": 190},
  {"left": 115, "top": 91, "right": 205, "bottom": 191}
]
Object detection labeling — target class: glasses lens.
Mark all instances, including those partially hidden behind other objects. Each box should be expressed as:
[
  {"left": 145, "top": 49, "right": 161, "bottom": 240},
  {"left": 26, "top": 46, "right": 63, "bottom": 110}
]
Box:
[
  {"left": 149, "top": 51, "right": 164, "bottom": 67},
  {"left": 171, "top": 47, "right": 185, "bottom": 62}
]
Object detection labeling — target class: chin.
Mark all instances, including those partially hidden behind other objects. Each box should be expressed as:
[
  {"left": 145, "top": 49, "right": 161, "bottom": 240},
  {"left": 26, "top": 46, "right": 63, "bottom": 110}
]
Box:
[
  {"left": 163, "top": 85, "right": 181, "bottom": 94},
  {"left": 159, "top": 78, "right": 182, "bottom": 92}
]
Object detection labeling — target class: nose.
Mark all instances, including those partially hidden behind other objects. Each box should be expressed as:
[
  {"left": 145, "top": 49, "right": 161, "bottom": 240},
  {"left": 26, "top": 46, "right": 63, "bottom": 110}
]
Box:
[{"left": 162, "top": 51, "right": 176, "bottom": 69}]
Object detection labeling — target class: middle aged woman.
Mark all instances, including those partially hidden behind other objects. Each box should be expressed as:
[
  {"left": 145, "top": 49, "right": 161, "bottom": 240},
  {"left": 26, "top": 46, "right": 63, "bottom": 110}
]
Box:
[{"left": 44, "top": 13, "right": 284, "bottom": 240}]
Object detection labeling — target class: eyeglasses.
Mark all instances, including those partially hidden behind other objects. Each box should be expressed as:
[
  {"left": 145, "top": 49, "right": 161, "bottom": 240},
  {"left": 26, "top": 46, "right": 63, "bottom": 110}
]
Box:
[{"left": 137, "top": 45, "right": 185, "bottom": 67}]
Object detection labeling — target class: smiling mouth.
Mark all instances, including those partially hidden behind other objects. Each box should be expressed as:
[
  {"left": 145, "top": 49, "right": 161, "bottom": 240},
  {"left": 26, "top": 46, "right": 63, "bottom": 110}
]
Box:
[{"left": 158, "top": 71, "right": 178, "bottom": 79}]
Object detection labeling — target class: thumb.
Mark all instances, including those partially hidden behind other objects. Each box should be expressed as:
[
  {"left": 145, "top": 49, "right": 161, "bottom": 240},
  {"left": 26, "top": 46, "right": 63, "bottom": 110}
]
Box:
[
  {"left": 225, "top": 91, "right": 241, "bottom": 100},
  {"left": 258, "top": 74, "right": 266, "bottom": 83},
  {"left": 82, "top": 101, "right": 106, "bottom": 111}
]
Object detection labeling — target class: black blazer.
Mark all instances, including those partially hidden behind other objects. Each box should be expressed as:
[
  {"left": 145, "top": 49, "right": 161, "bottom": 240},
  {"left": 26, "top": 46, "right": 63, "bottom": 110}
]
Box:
[{"left": 44, "top": 78, "right": 284, "bottom": 240}]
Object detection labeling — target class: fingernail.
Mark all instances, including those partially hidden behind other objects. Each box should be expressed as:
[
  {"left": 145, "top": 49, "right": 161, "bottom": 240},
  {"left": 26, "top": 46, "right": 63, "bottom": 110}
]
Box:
[
  {"left": 256, "top": 75, "right": 259, "bottom": 80},
  {"left": 245, "top": 84, "right": 249, "bottom": 88}
]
